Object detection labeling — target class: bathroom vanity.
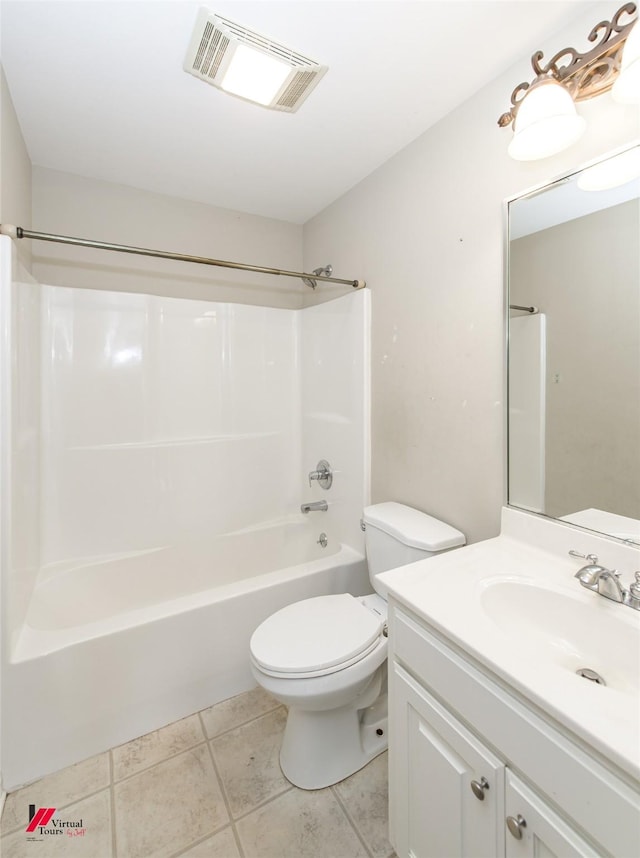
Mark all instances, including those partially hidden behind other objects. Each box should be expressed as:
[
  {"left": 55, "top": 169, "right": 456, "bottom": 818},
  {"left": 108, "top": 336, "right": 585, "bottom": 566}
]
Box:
[{"left": 380, "top": 508, "right": 640, "bottom": 858}]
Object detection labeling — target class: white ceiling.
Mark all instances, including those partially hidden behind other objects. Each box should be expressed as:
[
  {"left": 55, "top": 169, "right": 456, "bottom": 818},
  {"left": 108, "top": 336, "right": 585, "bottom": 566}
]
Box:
[{"left": 1, "top": 0, "right": 597, "bottom": 224}]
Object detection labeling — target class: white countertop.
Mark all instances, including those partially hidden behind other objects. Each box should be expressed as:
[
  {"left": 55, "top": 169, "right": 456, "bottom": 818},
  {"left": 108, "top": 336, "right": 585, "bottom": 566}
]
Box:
[{"left": 379, "top": 507, "right": 640, "bottom": 783}]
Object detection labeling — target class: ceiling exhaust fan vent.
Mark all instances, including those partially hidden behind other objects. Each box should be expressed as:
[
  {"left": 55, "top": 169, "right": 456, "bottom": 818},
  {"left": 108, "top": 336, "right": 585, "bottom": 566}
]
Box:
[{"left": 184, "top": 9, "right": 327, "bottom": 112}]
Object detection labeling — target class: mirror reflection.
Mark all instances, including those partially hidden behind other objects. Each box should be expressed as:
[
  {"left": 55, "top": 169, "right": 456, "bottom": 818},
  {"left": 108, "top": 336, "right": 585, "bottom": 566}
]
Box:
[{"left": 507, "top": 146, "right": 640, "bottom": 544}]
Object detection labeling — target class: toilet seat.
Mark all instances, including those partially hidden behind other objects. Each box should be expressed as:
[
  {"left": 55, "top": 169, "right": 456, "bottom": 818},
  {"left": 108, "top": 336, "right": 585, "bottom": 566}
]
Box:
[{"left": 250, "top": 593, "right": 384, "bottom": 679}]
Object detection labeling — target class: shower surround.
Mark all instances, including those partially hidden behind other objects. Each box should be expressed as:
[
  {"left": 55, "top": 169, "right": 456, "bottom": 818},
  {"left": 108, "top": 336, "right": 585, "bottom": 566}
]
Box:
[{"left": 0, "top": 237, "right": 370, "bottom": 788}]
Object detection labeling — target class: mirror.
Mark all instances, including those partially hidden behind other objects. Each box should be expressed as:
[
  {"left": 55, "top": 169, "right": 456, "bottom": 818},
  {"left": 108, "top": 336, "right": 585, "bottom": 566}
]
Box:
[{"left": 507, "top": 145, "right": 640, "bottom": 545}]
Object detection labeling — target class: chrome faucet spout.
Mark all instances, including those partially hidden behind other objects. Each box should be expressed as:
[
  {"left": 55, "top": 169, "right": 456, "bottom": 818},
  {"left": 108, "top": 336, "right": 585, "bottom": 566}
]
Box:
[
  {"left": 574, "top": 564, "right": 606, "bottom": 590},
  {"left": 301, "top": 500, "right": 328, "bottom": 514},
  {"left": 570, "top": 551, "right": 604, "bottom": 589},
  {"left": 569, "top": 550, "right": 635, "bottom": 607},
  {"left": 593, "top": 569, "right": 626, "bottom": 603}
]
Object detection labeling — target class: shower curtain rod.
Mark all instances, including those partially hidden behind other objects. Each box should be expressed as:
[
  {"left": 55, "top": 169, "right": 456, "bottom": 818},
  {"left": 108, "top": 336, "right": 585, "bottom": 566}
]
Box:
[
  {"left": 509, "top": 304, "right": 539, "bottom": 313},
  {"left": 0, "top": 224, "right": 366, "bottom": 290}
]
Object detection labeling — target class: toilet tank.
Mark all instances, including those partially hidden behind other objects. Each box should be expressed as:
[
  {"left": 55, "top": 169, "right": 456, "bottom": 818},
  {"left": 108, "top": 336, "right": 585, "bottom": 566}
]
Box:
[{"left": 363, "top": 502, "right": 465, "bottom": 596}]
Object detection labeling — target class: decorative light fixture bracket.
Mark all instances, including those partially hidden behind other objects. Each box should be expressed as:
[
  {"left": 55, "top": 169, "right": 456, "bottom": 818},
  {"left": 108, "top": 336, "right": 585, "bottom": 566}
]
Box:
[{"left": 498, "top": 2, "right": 638, "bottom": 127}]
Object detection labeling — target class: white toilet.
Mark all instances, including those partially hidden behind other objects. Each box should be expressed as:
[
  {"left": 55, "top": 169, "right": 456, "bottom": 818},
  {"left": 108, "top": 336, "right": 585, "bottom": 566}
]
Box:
[{"left": 249, "top": 501, "right": 465, "bottom": 789}]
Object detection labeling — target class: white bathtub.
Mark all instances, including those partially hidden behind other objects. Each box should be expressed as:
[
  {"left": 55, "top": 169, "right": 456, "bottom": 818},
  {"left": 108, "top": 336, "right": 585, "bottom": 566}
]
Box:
[{"left": 3, "top": 517, "right": 369, "bottom": 789}]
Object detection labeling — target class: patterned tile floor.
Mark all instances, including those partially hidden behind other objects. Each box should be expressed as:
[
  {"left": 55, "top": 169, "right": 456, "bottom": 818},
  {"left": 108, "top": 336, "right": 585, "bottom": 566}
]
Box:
[{"left": 0, "top": 687, "right": 395, "bottom": 858}]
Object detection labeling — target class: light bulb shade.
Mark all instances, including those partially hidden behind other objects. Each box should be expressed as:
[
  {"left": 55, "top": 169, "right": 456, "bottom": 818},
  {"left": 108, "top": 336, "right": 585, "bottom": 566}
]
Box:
[
  {"left": 612, "top": 20, "right": 640, "bottom": 104},
  {"left": 577, "top": 147, "right": 640, "bottom": 190},
  {"left": 508, "top": 79, "right": 586, "bottom": 161}
]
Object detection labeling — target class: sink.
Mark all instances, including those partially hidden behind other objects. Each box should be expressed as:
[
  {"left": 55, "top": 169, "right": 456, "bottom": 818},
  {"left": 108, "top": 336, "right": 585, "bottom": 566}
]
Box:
[
  {"left": 379, "top": 508, "right": 640, "bottom": 780},
  {"left": 480, "top": 578, "right": 639, "bottom": 694}
]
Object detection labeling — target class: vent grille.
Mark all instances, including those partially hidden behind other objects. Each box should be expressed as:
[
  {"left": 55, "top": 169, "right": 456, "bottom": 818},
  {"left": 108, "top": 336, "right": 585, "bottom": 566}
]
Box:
[
  {"left": 184, "top": 8, "right": 327, "bottom": 112},
  {"left": 214, "top": 16, "right": 313, "bottom": 68},
  {"left": 191, "top": 23, "right": 231, "bottom": 80},
  {"left": 276, "top": 70, "right": 319, "bottom": 110}
]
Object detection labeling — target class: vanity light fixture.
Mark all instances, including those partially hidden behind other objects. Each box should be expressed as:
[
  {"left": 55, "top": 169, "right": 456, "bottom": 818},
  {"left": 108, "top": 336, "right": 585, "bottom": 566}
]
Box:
[
  {"left": 499, "top": 3, "right": 639, "bottom": 161},
  {"left": 184, "top": 8, "right": 328, "bottom": 112},
  {"left": 613, "top": 8, "right": 640, "bottom": 101}
]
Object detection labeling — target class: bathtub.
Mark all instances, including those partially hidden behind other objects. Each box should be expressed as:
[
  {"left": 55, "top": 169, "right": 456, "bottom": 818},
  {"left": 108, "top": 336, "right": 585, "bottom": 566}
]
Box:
[{"left": 3, "top": 516, "right": 369, "bottom": 789}]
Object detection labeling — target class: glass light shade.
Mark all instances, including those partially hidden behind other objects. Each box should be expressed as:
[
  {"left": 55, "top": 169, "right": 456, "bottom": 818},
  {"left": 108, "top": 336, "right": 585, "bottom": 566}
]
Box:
[
  {"left": 221, "top": 44, "right": 290, "bottom": 106},
  {"left": 612, "top": 20, "right": 640, "bottom": 104},
  {"left": 577, "top": 147, "right": 640, "bottom": 190},
  {"left": 508, "top": 79, "right": 586, "bottom": 161}
]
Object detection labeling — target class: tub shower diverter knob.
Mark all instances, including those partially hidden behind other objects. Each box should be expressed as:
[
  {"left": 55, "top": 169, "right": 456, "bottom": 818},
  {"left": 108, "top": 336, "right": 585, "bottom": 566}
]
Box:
[{"left": 308, "top": 460, "right": 333, "bottom": 489}]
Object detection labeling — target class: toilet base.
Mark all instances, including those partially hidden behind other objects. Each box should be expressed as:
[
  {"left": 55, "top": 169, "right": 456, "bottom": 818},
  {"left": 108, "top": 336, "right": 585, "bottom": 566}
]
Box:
[{"left": 279, "top": 689, "right": 388, "bottom": 790}]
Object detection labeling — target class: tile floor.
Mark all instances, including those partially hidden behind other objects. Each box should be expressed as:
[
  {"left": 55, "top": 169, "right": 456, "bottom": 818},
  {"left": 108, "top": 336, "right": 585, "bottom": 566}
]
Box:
[{"left": 0, "top": 687, "right": 396, "bottom": 858}]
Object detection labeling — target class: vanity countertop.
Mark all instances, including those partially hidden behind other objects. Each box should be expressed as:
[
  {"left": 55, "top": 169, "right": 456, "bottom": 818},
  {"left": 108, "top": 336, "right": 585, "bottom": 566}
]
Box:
[{"left": 379, "top": 507, "right": 640, "bottom": 783}]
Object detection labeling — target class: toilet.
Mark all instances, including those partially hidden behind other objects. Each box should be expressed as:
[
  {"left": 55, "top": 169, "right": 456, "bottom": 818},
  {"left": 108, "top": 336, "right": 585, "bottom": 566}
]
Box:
[{"left": 249, "top": 501, "right": 465, "bottom": 790}]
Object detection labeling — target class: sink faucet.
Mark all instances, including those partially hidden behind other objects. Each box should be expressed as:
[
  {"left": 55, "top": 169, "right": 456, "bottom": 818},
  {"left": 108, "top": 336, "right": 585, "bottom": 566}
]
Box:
[
  {"left": 301, "top": 500, "right": 328, "bottom": 514},
  {"left": 569, "top": 551, "right": 640, "bottom": 610}
]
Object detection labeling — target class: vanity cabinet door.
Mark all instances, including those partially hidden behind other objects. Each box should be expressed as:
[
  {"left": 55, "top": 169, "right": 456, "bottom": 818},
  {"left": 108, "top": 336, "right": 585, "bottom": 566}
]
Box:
[
  {"left": 390, "top": 664, "right": 505, "bottom": 858},
  {"left": 505, "top": 770, "right": 601, "bottom": 858}
]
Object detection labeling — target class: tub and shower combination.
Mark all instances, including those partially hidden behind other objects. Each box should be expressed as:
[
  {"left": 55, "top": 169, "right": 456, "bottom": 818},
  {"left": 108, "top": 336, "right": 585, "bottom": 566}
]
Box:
[{"left": 0, "top": 235, "right": 370, "bottom": 789}]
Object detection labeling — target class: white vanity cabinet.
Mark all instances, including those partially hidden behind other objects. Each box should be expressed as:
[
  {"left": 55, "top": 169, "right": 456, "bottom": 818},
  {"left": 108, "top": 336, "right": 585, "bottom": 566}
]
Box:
[
  {"left": 388, "top": 602, "right": 640, "bottom": 858},
  {"left": 392, "top": 663, "right": 504, "bottom": 858},
  {"left": 504, "top": 771, "right": 599, "bottom": 858}
]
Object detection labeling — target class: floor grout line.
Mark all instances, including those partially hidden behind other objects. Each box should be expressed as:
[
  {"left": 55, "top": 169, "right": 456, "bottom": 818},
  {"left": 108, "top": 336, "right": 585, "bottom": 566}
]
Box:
[
  {"left": 108, "top": 750, "right": 117, "bottom": 858},
  {"left": 227, "top": 781, "right": 294, "bottom": 825},
  {"left": 201, "top": 702, "right": 282, "bottom": 743},
  {"left": 331, "top": 784, "right": 375, "bottom": 858},
  {"left": 201, "top": 712, "right": 246, "bottom": 857},
  {"left": 167, "top": 821, "right": 236, "bottom": 858},
  {"left": 111, "top": 737, "right": 209, "bottom": 786}
]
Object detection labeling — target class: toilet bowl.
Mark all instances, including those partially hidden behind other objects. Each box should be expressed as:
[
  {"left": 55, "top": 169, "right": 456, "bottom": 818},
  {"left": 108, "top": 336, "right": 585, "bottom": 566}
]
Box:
[{"left": 249, "top": 502, "right": 465, "bottom": 789}]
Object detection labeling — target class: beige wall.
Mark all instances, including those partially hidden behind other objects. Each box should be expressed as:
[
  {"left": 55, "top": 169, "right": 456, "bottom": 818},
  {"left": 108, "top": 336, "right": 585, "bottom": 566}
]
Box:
[
  {"left": 0, "top": 65, "right": 32, "bottom": 269},
  {"left": 511, "top": 201, "right": 640, "bottom": 520},
  {"left": 303, "top": 4, "right": 639, "bottom": 544},
  {"left": 32, "top": 167, "right": 304, "bottom": 308}
]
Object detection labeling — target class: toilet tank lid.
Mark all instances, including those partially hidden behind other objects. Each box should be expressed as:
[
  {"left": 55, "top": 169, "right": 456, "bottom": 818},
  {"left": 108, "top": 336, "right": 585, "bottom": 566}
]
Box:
[{"left": 363, "top": 502, "right": 465, "bottom": 551}]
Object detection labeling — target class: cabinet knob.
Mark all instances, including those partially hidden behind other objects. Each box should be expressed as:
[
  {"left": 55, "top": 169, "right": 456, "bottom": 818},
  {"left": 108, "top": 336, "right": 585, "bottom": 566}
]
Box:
[
  {"left": 506, "top": 814, "right": 527, "bottom": 840},
  {"left": 470, "top": 777, "right": 490, "bottom": 800}
]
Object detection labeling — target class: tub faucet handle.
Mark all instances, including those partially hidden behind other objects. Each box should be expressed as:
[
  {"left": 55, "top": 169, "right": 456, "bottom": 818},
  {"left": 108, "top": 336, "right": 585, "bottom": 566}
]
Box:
[{"left": 308, "top": 460, "right": 332, "bottom": 489}]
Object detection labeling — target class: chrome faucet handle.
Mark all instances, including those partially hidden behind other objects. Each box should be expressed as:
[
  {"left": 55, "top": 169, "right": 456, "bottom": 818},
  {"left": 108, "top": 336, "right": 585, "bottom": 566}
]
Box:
[
  {"left": 628, "top": 572, "right": 640, "bottom": 607},
  {"left": 569, "top": 550, "right": 608, "bottom": 589},
  {"left": 308, "top": 459, "right": 333, "bottom": 489},
  {"left": 569, "top": 550, "right": 598, "bottom": 564}
]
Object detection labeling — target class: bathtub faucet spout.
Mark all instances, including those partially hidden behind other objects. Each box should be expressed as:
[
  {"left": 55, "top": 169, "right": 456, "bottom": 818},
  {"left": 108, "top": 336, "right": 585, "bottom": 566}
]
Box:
[{"left": 301, "top": 501, "right": 328, "bottom": 514}]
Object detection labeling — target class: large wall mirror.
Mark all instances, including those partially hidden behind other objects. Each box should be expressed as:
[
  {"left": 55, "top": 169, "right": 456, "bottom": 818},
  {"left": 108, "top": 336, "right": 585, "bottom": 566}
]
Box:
[{"left": 507, "top": 145, "right": 640, "bottom": 545}]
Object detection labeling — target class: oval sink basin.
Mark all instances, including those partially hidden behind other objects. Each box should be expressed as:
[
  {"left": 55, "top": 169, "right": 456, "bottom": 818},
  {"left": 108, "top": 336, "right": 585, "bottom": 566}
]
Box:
[{"left": 480, "top": 579, "right": 639, "bottom": 693}]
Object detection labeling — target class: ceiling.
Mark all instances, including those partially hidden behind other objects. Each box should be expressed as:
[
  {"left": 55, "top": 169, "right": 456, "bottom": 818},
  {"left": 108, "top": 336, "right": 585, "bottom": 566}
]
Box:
[{"left": 1, "top": 0, "right": 597, "bottom": 224}]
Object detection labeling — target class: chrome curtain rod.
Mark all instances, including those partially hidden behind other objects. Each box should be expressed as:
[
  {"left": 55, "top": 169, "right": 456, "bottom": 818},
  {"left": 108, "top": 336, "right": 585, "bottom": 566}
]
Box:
[
  {"left": 509, "top": 304, "right": 539, "bottom": 313},
  {"left": 0, "top": 224, "right": 366, "bottom": 290}
]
